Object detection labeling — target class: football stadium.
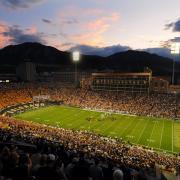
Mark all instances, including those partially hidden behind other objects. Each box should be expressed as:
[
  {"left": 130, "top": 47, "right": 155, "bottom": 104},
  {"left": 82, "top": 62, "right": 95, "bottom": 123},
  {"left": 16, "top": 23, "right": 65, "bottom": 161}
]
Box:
[
  {"left": 1, "top": 1, "right": 180, "bottom": 179},
  {"left": 0, "top": 69, "right": 180, "bottom": 179}
]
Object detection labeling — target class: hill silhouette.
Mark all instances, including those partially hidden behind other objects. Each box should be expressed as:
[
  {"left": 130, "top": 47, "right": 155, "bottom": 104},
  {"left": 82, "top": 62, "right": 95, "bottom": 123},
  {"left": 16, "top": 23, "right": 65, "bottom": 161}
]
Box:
[{"left": 0, "top": 42, "right": 179, "bottom": 76}]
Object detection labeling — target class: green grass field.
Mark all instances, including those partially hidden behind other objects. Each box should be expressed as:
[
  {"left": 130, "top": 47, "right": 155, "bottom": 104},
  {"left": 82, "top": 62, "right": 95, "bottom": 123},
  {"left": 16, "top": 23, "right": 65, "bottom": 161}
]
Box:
[{"left": 14, "top": 105, "right": 180, "bottom": 154}]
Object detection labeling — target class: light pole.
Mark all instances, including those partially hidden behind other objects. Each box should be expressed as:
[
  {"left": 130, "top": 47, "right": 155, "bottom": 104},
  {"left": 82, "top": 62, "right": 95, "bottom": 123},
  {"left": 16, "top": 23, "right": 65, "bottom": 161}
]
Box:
[
  {"left": 170, "top": 42, "right": 180, "bottom": 85},
  {"left": 72, "top": 51, "right": 80, "bottom": 87}
]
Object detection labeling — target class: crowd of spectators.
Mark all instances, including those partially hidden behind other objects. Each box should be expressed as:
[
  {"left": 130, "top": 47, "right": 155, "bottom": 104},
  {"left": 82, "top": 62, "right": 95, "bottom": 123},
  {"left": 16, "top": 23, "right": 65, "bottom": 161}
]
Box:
[
  {"left": 53, "top": 88, "right": 179, "bottom": 119},
  {"left": 0, "top": 116, "right": 179, "bottom": 180},
  {"left": 0, "top": 83, "right": 179, "bottom": 179},
  {"left": 0, "top": 83, "right": 179, "bottom": 119}
]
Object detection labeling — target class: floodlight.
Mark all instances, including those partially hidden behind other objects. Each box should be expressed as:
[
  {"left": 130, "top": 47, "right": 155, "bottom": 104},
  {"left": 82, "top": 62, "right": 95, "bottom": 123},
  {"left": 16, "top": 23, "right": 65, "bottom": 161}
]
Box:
[
  {"left": 72, "top": 51, "right": 80, "bottom": 87},
  {"left": 170, "top": 42, "right": 180, "bottom": 54},
  {"left": 170, "top": 42, "right": 180, "bottom": 85},
  {"left": 72, "top": 51, "right": 80, "bottom": 62}
]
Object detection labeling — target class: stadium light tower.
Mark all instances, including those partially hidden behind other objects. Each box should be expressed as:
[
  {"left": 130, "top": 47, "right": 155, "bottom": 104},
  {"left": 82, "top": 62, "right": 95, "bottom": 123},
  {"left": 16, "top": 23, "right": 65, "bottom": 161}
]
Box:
[
  {"left": 170, "top": 42, "right": 180, "bottom": 85},
  {"left": 72, "top": 51, "right": 80, "bottom": 86}
]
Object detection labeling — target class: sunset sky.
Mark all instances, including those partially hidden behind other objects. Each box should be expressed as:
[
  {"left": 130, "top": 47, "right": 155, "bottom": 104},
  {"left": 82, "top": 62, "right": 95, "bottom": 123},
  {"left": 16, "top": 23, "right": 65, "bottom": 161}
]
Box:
[{"left": 0, "top": 0, "right": 180, "bottom": 57}]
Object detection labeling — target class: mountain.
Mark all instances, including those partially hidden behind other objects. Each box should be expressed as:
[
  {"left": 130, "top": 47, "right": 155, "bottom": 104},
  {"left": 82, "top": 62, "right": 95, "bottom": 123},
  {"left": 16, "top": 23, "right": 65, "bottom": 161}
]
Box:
[
  {"left": 0, "top": 42, "right": 70, "bottom": 65},
  {"left": 106, "top": 50, "right": 178, "bottom": 75},
  {"left": 0, "top": 42, "right": 105, "bottom": 71},
  {"left": 0, "top": 42, "right": 179, "bottom": 76}
]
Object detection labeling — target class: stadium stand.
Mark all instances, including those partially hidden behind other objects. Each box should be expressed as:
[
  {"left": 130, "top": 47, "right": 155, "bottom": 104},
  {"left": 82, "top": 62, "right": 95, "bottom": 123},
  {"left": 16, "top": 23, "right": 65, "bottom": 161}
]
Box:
[
  {"left": 0, "top": 83, "right": 179, "bottom": 119},
  {"left": 0, "top": 83, "right": 179, "bottom": 180},
  {"left": 0, "top": 116, "right": 179, "bottom": 180}
]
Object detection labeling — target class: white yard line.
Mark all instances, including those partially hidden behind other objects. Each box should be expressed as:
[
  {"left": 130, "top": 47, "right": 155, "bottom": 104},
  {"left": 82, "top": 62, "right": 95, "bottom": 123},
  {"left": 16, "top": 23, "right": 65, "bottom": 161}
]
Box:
[
  {"left": 119, "top": 119, "right": 135, "bottom": 137},
  {"left": 137, "top": 119, "right": 149, "bottom": 144},
  {"left": 159, "top": 119, "right": 164, "bottom": 149},
  {"left": 126, "top": 119, "right": 142, "bottom": 139},
  {"left": 172, "top": 121, "right": 174, "bottom": 153},
  {"left": 147, "top": 121, "right": 156, "bottom": 147}
]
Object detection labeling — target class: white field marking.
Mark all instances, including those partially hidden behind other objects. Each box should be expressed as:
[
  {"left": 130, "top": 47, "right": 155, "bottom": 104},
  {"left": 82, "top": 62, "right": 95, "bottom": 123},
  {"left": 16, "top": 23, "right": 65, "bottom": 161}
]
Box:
[
  {"left": 126, "top": 135, "right": 134, "bottom": 139},
  {"left": 82, "top": 108, "right": 137, "bottom": 116},
  {"left": 172, "top": 121, "right": 174, "bottom": 153},
  {"left": 174, "top": 125, "right": 180, "bottom": 149},
  {"left": 35, "top": 117, "right": 40, "bottom": 120},
  {"left": 147, "top": 120, "right": 156, "bottom": 147},
  {"left": 72, "top": 110, "right": 93, "bottom": 130},
  {"left": 67, "top": 123, "right": 73, "bottom": 126},
  {"left": 110, "top": 131, "right": 116, "bottom": 134},
  {"left": 45, "top": 119, "right": 50, "bottom": 122},
  {"left": 159, "top": 119, "right": 164, "bottom": 149},
  {"left": 64, "top": 113, "right": 77, "bottom": 121},
  {"left": 99, "top": 120, "right": 116, "bottom": 134},
  {"left": 126, "top": 118, "right": 142, "bottom": 139},
  {"left": 137, "top": 119, "right": 150, "bottom": 144},
  {"left": 119, "top": 119, "right": 135, "bottom": 137},
  {"left": 61, "top": 108, "right": 81, "bottom": 123},
  {"left": 97, "top": 119, "right": 114, "bottom": 131},
  {"left": 147, "top": 139, "right": 155, "bottom": 142},
  {"left": 56, "top": 122, "right": 61, "bottom": 124}
]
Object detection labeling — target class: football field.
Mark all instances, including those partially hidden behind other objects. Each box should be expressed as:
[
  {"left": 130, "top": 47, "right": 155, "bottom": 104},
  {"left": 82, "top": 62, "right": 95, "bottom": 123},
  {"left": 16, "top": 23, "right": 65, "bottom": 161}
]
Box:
[{"left": 14, "top": 105, "right": 180, "bottom": 154}]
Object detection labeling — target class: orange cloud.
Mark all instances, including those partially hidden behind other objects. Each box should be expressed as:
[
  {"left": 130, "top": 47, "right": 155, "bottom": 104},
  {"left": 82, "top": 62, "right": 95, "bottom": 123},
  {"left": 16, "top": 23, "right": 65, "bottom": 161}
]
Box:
[
  {"left": 71, "top": 13, "right": 120, "bottom": 46},
  {"left": 26, "top": 25, "right": 37, "bottom": 34},
  {"left": 85, "top": 13, "right": 120, "bottom": 32},
  {"left": 72, "top": 32, "right": 104, "bottom": 47},
  {"left": 86, "top": 19, "right": 110, "bottom": 32},
  {"left": 0, "top": 22, "right": 11, "bottom": 48},
  {"left": 110, "top": 12, "right": 120, "bottom": 21},
  {"left": 54, "top": 6, "right": 120, "bottom": 48},
  {"left": 0, "top": 22, "right": 44, "bottom": 48}
]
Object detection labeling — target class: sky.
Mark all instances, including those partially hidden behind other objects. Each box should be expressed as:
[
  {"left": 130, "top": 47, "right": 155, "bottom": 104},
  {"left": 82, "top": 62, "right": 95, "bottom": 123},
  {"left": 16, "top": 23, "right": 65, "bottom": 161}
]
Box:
[{"left": 0, "top": 0, "right": 180, "bottom": 58}]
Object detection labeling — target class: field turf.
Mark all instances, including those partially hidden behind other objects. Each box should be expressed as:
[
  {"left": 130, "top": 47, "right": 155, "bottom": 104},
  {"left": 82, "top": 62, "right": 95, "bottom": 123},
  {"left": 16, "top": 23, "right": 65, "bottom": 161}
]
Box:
[{"left": 14, "top": 105, "right": 180, "bottom": 154}]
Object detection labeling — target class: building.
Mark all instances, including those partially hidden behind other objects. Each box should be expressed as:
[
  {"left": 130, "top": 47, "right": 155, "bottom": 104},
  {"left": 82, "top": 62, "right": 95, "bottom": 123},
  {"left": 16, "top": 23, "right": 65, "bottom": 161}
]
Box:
[
  {"left": 81, "top": 72, "right": 152, "bottom": 93},
  {"left": 16, "top": 62, "right": 37, "bottom": 81},
  {"left": 0, "top": 74, "right": 17, "bottom": 83},
  {"left": 151, "top": 77, "right": 169, "bottom": 93},
  {"left": 38, "top": 71, "right": 92, "bottom": 84}
]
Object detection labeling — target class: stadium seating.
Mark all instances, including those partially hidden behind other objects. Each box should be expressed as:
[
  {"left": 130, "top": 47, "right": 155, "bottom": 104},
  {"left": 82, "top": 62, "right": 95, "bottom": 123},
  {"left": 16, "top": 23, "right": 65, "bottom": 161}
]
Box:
[{"left": 0, "top": 83, "right": 179, "bottom": 179}]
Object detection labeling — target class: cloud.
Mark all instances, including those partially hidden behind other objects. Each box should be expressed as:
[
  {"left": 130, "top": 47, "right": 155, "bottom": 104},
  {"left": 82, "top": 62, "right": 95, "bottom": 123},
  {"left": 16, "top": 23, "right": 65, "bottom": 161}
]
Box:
[
  {"left": 0, "top": 23, "right": 11, "bottom": 48},
  {"left": 42, "top": 18, "right": 52, "bottom": 24},
  {"left": 70, "top": 13, "right": 120, "bottom": 46},
  {"left": 61, "top": 18, "right": 78, "bottom": 25},
  {"left": 174, "top": 20, "right": 180, "bottom": 32},
  {"left": 165, "top": 19, "right": 180, "bottom": 32},
  {"left": 56, "top": 6, "right": 120, "bottom": 46},
  {"left": 143, "top": 47, "right": 180, "bottom": 61},
  {"left": 142, "top": 47, "right": 170, "bottom": 57},
  {"left": 160, "top": 37, "right": 180, "bottom": 49},
  {"left": 71, "top": 32, "right": 105, "bottom": 47},
  {"left": 0, "top": 0, "right": 44, "bottom": 9},
  {"left": 164, "top": 23, "right": 174, "bottom": 30},
  {"left": 86, "top": 19, "right": 110, "bottom": 32},
  {"left": 69, "top": 44, "right": 180, "bottom": 61},
  {"left": 0, "top": 22, "right": 45, "bottom": 47},
  {"left": 61, "top": 42, "right": 74, "bottom": 48},
  {"left": 84, "top": 13, "right": 119, "bottom": 35},
  {"left": 143, "top": 35, "right": 180, "bottom": 60},
  {"left": 69, "top": 44, "right": 130, "bottom": 57}
]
